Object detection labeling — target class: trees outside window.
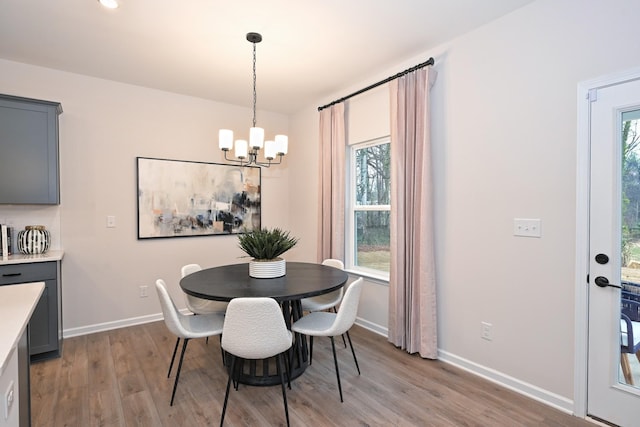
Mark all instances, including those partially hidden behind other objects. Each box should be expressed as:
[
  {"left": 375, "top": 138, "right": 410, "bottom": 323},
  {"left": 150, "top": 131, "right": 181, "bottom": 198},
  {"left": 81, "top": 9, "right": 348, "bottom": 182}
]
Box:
[
  {"left": 622, "top": 112, "right": 640, "bottom": 269},
  {"left": 347, "top": 137, "right": 390, "bottom": 276}
]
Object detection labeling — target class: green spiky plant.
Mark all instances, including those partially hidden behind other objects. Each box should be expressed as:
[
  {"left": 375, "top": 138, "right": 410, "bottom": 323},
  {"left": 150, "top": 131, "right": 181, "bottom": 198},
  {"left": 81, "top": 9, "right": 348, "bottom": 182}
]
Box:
[{"left": 237, "top": 227, "right": 299, "bottom": 260}]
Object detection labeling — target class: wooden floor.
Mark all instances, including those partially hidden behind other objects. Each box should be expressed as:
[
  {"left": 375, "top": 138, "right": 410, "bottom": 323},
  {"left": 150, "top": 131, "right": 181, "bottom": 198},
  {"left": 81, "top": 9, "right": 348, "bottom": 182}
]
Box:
[{"left": 30, "top": 321, "right": 593, "bottom": 427}]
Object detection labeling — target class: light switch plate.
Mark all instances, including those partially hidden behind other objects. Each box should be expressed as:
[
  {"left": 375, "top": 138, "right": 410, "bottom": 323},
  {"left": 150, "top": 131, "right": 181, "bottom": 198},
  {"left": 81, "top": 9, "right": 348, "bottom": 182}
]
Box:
[
  {"left": 513, "top": 218, "right": 541, "bottom": 238},
  {"left": 106, "top": 215, "right": 116, "bottom": 228}
]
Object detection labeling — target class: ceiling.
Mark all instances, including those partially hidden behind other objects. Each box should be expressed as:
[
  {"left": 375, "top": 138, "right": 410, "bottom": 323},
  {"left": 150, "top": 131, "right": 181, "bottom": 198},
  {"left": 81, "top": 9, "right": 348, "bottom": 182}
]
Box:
[{"left": 0, "top": 0, "right": 534, "bottom": 114}]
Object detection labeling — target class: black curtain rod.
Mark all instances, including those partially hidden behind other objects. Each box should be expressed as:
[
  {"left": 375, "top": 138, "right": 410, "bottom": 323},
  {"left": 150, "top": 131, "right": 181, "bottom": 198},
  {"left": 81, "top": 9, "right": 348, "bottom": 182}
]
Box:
[{"left": 317, "top": 57, "right": 435, "bottom": 111}]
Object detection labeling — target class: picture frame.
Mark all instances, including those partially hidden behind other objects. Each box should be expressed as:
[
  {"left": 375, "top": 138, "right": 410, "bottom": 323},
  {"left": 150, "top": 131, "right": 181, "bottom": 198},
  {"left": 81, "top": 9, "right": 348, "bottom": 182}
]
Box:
[{"left": 136, "top": 157, "right": 261, "bottom": 239}]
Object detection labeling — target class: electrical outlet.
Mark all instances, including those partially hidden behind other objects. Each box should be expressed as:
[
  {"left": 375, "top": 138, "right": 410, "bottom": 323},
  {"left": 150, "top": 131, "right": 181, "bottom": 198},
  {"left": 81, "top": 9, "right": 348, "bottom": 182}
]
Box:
[
  {"left": 481, "top": 322, "right": 493, "bottom": 341},
  {"left": 4, "top": 380, "right": 14, "bottom": 420},
  {"left": 106, "top": 215, "right": 116, "bottom": 228},
  {"left": 139, "top": 285, "right": 148, "bottom": 298}
]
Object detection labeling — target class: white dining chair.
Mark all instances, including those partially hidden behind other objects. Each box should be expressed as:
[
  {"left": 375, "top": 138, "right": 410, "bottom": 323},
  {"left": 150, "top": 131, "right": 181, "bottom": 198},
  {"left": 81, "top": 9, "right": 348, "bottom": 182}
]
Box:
[
  {"left": 181, "top": 263, "right": 228, "bottom": 315},
  {"left": 300, "top": 259, "right": 345, "bottom": 312},
  {"left": 155, "top": 279, "right": 225, "bottom": 406},
  {"left": 291, "top": 277, "right": 363, "bottom": 402},
  {"left": 220, "top": 297, "right": 293, "bottom": 427},
  {"left": 300, "top": 259, "right": 348, "bottom": 348}
]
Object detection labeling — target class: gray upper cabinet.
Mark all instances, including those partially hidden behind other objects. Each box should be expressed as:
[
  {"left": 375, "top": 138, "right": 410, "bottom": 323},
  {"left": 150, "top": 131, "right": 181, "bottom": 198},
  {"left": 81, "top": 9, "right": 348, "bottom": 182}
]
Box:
[{"left": 0, "top": 94, "right": 62, "bottom": 204}]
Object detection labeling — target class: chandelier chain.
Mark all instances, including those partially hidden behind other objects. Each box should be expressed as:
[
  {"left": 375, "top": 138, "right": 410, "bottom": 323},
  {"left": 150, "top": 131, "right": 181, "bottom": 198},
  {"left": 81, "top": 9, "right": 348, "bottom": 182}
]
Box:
[{"left": 252, "top": 42, "right": 257, "bottom": 128}]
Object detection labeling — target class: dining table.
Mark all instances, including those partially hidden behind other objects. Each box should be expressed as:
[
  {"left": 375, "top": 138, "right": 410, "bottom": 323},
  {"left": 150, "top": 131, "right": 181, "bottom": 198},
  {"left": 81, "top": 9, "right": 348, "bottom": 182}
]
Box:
[{"left": 179, "top": 261, "right": 348, "bottom": 386}]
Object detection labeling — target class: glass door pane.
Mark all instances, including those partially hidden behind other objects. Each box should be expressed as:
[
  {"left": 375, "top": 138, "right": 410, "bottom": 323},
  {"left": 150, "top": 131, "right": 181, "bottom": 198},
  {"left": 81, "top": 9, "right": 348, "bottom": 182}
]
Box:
[{"left": 620, "top": 109, "right": 640, "bottom": 387}]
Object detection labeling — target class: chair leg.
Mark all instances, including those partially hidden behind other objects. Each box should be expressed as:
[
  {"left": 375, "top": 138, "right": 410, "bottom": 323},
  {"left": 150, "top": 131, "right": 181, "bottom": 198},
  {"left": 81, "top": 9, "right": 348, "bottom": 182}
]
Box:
[
  {"left": 309, "top": 336, "right": 314, "bottom": 365},
  {"left": 330, "top": 337, "right": 344, "bottom": 402},
  {"left": 167, "top": 337, "right": 180, "bottom": 378},
  {"left": 170, "top": 338, "right": 190, "bottom": 406},
  {"left": 621, "top": 353, "right": 634, "bottom": 385},
  {"left": 345, "top": 331, "right": 361, "bottom": 375},
  {"left": 220, "top": 355, "right": 236, "bottom": 427},
  {"left": 276, "top": 353, "right": 290, "bottom": 427}
]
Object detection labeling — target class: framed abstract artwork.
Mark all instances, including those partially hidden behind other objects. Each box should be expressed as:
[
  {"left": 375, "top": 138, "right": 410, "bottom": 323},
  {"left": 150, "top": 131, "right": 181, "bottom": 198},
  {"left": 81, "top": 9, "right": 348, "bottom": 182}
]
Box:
[{"left": 136, "top": 157, "right": 261, "bottom": 239}]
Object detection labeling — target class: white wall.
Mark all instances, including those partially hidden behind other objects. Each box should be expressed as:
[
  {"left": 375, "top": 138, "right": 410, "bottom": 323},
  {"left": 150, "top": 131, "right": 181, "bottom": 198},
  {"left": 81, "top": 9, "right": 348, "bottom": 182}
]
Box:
[
  {"left": 289, "top": 0, "right": 640, "bottom": 412},
  {"left": 0, "top": 59, "right": 290, "bottom": 334}
]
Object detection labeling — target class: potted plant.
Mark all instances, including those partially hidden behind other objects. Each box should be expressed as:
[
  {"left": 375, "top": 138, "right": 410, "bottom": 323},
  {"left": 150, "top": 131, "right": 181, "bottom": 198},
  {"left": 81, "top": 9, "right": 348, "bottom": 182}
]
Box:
[{"left": 238, "top": 227, "right": 299, "bottom": 278}]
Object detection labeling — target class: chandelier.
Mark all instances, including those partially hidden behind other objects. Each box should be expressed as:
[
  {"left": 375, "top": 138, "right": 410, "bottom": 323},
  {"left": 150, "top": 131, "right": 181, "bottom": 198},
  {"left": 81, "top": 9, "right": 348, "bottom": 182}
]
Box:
[{"left": 219, "top": 32, "right": 288, "bottom": 167}]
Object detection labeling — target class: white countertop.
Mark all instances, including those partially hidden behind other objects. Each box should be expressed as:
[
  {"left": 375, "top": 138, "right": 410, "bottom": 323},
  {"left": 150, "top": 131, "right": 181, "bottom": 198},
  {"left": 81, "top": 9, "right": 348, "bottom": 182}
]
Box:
[
  {"left": 0, "top": 250, "right": 64, "bottom": 266},
  {"left": 0, "top": 282, "right": 44, "bottom": 375}
]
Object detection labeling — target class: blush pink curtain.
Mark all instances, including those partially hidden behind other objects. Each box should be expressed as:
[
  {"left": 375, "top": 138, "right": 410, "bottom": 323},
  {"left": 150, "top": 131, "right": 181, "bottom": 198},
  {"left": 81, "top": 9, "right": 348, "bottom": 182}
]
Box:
[
  {"left": 317, "top": 103, "right": 346, "bottom": 262},
  {"left": 388, "top": 67, "right": 438, "bottom": 358}
]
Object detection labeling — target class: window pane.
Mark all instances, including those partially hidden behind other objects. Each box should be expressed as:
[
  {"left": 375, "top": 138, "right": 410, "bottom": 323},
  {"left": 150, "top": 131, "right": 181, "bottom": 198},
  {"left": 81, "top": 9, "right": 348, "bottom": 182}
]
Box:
[
  {"left": 354, "top": 210, "right": 390, "bottom": 272},
  {"left": 623, "top": 110, "right": 640, "bottom": 282},
  {"left": 355, "top": 143, "right": 390, "bottom": 206}
]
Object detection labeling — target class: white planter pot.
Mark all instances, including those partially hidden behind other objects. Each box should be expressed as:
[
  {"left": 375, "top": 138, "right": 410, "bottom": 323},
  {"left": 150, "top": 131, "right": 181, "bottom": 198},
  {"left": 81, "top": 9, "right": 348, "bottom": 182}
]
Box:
[{"left": 249, "top": 258, "right": 286, "bottom": 278}]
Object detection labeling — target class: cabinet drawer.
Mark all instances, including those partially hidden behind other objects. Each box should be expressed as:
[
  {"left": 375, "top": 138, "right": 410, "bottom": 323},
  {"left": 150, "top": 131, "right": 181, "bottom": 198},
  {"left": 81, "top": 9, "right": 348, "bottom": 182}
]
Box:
[{"left": 0, "top": 262, "right": 57, "bottom": 285}]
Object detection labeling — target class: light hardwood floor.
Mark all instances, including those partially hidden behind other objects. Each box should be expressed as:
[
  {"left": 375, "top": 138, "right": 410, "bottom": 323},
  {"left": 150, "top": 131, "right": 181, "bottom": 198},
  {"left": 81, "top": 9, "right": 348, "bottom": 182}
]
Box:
[{"left": 30, "top": 321, "right": 593, "bottom": 426}]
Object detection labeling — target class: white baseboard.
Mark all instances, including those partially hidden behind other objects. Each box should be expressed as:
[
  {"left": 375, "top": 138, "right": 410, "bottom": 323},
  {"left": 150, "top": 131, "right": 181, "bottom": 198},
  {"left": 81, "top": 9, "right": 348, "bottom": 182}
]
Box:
[
  {"left": 63, "top": 311, "right": 169, "bottom": 338},
  {"left": 355, "top": 317, "right": 388, "bottom": 337},
  {"left": 66, "top": 313, "right": 385, "bottom": 339},
  {"left": 353, "top": 318, "right": 576, "bottom": 416},
  {"left": 438, "top": 349, "right": 575, "bottom": 414}
]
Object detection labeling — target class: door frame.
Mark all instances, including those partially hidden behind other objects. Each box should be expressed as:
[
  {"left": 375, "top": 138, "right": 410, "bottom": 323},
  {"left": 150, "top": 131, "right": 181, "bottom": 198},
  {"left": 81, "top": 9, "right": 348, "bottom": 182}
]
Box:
[{"left": 575, "top": 66, "right": 640, "bottom": 419}]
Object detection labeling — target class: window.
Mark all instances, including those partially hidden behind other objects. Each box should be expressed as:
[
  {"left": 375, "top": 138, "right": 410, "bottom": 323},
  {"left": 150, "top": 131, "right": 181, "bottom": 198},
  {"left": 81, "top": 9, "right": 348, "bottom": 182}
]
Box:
[{"left": 346, "top": 137, "right": 391, "bottom": 278}]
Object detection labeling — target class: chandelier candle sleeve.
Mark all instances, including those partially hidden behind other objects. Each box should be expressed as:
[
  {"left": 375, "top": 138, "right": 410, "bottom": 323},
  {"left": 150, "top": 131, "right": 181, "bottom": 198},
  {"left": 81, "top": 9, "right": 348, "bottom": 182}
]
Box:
[
  {"left": 219, "top": 129, "right": 234, "bottom": 151},
  {"left": 275, "top": 135, "right": 288, "bottom": 155},
  {"left": 235, "top": 140, "right": 248, "bottom": 159},
  {"left": 250, "top": 127, "right": 264, "bottom": 149},
  {"left": 264, "top": 140, "right": 276, "bottom": 160}
]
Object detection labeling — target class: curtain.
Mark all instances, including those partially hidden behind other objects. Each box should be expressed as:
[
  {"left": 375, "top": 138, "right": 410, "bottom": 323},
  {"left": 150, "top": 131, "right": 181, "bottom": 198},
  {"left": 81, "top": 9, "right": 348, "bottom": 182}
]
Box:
[
  {"left": 388, "top": 67, "right": 438, "bottom": 358},
  {"left": 317, "top": 103, "right": 346, "bottom": 262}
]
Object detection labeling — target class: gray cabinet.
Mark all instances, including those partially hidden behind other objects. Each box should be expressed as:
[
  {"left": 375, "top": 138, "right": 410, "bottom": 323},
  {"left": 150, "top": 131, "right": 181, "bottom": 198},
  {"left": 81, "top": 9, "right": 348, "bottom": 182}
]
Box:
[
  {"left": 0, "top": 261, "right": 62, "bottom": 361},
  {"left": 0, "top": 94, "right": 62, "bottom": 205},
  {"left": 17, "top": 327, "right": 31, "bottom": 427}
]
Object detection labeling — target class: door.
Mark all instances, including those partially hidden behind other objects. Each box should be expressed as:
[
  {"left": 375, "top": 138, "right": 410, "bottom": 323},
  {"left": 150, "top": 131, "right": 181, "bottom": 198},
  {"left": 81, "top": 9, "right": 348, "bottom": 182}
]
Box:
[{"left": 588, "top": 77, "right": 640, "bottom": 425}]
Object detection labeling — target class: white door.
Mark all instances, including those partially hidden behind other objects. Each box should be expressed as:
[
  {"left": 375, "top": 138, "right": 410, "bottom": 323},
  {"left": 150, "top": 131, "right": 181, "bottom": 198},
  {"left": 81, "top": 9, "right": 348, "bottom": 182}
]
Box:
[{"left": 588, "top": 77, "right": 640, "bottom": 426}]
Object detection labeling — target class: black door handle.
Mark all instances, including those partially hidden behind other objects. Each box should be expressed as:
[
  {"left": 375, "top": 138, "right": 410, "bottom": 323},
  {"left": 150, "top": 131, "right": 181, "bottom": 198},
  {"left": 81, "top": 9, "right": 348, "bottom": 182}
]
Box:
[{"left": 594, "top": 276, "right": 622, "bottom": 289}]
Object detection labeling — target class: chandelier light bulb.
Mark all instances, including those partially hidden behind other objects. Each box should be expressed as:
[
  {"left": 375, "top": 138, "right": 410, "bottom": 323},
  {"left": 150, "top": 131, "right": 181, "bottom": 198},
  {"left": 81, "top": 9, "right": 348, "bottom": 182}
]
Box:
[
  {"left": 219, "top": 129, "right": 234, "bottom": 151},
  {"left": 275, "top": 135, "right": 288, "bottom": 155},
  {"left": 235, "top": 140, "right": 248, "bottom": 159},
  {"left": 249, "top": 127, "right": 264, "bottom": 150},
  {"left": 264, "top": 140, "right": 276, "bottom": 160}
]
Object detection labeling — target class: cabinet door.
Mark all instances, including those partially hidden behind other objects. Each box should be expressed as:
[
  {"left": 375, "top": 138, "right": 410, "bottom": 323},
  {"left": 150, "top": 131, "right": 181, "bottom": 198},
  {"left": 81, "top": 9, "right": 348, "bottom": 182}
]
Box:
[
  {"left": 28, "top": 278, "right": 58, "bottom": 357},
  {"left": 0, "top": 95, "right": 61, "bottom": 204}
]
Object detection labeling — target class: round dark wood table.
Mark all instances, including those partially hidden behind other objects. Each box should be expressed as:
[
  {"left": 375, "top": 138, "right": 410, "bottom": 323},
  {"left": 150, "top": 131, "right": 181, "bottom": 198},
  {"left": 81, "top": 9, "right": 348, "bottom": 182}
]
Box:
[{"left": 179, "top": 261, "right": 348, "bottom": 386}]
